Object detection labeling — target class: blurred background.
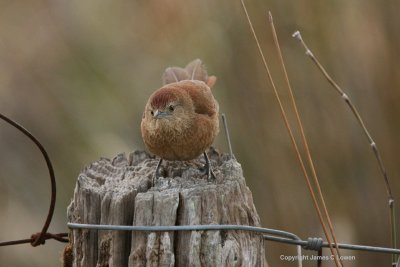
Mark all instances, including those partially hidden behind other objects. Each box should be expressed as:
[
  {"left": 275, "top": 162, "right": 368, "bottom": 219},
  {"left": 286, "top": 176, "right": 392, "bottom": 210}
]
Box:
[{"left": 0, "top": 0, "right": 399, "bottom": 266}]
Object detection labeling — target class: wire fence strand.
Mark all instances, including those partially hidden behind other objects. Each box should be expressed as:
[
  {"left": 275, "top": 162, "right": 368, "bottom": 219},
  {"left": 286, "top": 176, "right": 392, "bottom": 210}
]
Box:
[
  {"left": 68, "top": 222, "right": 400, "bottom": 255},
  {"left": 2, "top": 112, "right": 399, "bottom": 266},
  {"left": 0, "top": 113, "right": 68, "bottom": 247}
]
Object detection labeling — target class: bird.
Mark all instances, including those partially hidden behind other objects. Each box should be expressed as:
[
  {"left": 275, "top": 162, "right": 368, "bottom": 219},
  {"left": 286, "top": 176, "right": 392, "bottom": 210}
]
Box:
[{"left": 141, "top": 59, "right": 219, "bottom": 183}]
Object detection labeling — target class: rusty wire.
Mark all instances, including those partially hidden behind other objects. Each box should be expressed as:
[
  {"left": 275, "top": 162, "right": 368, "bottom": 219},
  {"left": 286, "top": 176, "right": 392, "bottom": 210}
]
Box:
[
  {"left": 0, "top": 112, "right": 68, "bottom": 247},
  {"left": 2, "top": 110, "right": 399, "bottom": 267}
]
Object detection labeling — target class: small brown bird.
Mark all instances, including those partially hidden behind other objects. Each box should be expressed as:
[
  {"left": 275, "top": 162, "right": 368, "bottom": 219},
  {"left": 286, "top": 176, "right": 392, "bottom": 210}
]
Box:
[{"left": 141, "top": 59, "right": 219, "bottom": 182}]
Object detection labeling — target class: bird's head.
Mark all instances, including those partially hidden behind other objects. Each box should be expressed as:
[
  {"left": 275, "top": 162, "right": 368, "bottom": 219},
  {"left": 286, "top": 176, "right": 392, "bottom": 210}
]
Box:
[{"left": 145, "top": 87, "right": 194, "bottom": 124}]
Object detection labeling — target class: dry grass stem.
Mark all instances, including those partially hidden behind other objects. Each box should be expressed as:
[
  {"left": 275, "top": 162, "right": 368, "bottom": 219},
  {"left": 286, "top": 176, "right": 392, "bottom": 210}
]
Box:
[
  {"left": 293, "top": 30, "right": 397, "bottom": 264},
  {"left": 240, "top": 1, "right": 342, "bottom": 266},
  {"left": 268, "top": 12, "right": 343, "bottom": 263}
]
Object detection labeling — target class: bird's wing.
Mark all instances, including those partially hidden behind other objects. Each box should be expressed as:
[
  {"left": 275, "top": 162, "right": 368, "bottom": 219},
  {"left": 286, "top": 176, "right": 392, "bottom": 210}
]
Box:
[{"left": 179, "top": 81, "right": 218, "bottom": 117}]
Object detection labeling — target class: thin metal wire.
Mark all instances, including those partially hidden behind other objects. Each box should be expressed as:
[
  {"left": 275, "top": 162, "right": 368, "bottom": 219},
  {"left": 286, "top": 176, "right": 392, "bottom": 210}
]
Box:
[
  {"left": 0, "top": 113, "right": 66, "bottom": 247},
  {"left": 0, "top": 233, "right": 69, "bottom": 247},
  {"left": 265, "top": 236, "right": 400, "bottom": 255},
  {"left": 68, "top": 223, "right": 300, "bottom": 241},
  {"left": 68, "top": 222, "right": 400, "bottom": 255}
]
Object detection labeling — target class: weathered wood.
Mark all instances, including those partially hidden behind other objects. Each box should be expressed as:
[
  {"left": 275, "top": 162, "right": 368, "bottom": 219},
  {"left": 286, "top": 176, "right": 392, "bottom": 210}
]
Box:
[{"left": 67, "top": 149, "right": 265, "bottom": 266}]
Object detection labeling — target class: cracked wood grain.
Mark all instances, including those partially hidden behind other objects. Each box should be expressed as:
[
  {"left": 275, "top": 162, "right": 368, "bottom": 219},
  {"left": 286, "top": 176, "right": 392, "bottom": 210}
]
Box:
[{"left": 67, "top": 149, "right": 265, "bottom": 267}]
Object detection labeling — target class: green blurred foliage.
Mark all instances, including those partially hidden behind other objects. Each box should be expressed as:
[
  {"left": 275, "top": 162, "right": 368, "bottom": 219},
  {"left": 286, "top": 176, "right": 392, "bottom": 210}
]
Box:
[{"left": 0, "top": 0, "right": 399, "bottom": 266}]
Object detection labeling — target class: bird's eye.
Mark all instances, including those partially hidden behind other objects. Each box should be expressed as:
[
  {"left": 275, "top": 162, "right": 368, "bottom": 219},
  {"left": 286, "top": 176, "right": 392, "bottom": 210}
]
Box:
[
  {"left": 168, "top": 105, "right": 175, "bottom": 112},
  {"left": 150, "top": 111, "right": 154, "bottom": 116}
]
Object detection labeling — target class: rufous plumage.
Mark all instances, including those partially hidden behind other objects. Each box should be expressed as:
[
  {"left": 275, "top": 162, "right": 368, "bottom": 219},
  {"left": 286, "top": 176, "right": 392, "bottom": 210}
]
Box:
[{"left": 141, "top": 59, "right": 219, "bottom": 181}]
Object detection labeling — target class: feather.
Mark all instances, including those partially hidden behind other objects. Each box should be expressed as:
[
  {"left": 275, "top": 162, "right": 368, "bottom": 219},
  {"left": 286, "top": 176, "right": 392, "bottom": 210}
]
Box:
[
  {"left": 185, "top": 59, "right": 208, "bottom": 82},
  {"left": 150, "top": 89, "right": 178, "bottom": 109},
  {"left": 162, "top": 67, "right": 190, "bottom": 85},
  {"left": 206, "top": 76, "right": 217, "bottom": 89}
]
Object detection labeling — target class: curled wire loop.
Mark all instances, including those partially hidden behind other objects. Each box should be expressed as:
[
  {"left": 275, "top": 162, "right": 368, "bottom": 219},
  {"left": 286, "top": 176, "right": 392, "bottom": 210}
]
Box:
[{"left": 0, "top": 113, "right": 68, "bottom": 247}]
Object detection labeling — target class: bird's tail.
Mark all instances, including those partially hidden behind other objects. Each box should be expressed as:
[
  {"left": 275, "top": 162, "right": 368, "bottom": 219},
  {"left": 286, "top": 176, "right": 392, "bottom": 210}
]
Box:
[{"left": 162, "top": 59, "right": 217, "bottom": 88}]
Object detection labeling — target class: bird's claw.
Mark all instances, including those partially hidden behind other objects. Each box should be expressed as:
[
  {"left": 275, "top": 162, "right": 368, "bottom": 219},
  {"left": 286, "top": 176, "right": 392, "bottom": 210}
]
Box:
[
  {"left": 202, "top": 152, "right": 216, "bottom": 181},
  {"left": 207, "top": 168, "right": 216, "bottom": 181},
  {"left": 152, "top": 158, "right": 163, "bottom": 187}
]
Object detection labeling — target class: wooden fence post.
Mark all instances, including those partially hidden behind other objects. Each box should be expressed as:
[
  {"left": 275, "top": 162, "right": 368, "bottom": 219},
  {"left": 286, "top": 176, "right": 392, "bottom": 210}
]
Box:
[{"left": 67, "top": 149, "right": 265, "bottom": 266}]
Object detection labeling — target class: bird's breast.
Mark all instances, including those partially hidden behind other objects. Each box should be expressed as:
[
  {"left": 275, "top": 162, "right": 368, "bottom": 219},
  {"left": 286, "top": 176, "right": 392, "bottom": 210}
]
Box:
[{"left": 142, "top": 114, "right": 218, "bottom": 161}]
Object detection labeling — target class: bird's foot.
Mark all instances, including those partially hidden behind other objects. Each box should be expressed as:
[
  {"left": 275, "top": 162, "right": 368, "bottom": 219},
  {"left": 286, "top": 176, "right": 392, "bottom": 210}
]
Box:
[
  {"left": 207, "top": 168, "right": 216, "bottom": 181},
  {"left": 152, "top": 158, "right": 163, "bottom": 187},
  {"left": 201, "top": 152, "right": 216, "bottom": 181},
  {"left": 199, "top": 164, "right": 216, "bottom": 181}
]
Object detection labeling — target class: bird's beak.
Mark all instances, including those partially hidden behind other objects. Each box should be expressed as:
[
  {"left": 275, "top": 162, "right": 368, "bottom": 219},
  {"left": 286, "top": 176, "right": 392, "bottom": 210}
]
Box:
[{"left": 153, "top": 110, "right": 168, "bottom": 119}]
